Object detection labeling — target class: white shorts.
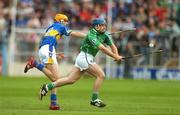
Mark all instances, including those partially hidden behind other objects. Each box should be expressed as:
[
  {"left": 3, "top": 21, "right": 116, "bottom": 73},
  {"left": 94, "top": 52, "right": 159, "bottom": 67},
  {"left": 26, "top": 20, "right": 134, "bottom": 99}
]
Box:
[
  {"left": 75, "top": 51, "right": 96, "bottom": 71},
  {"left": 38, "top": 44, "right": 58, "bottom": 64}
]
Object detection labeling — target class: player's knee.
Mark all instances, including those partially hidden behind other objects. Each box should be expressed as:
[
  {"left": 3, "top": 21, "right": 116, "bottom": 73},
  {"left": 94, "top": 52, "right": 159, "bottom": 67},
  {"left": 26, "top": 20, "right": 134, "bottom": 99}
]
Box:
[
  {"left": 51, "top": 77, "right": 59, "bottom": 82},
  {"left": 98, "top": 73, "right": 105, "bottom": 80}
]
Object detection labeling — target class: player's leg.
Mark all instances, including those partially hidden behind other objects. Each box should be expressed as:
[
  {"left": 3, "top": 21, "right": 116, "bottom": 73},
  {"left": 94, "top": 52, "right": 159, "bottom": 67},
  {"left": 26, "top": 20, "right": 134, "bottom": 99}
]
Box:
[
  {"left": 24, "top": 58, "right": 61, "bottom": 80},
  {"left": 24, "top": 44, "right": 54, "bottom": 73},
  {"left": 24, "top": 58, "right": 61, "bottom": 110},
  {"left": 45, "top": 64, "right": 60, "bottom": 110},
  {"left": 39, "top": 45, "right": 62, "bottom": 110},
  {"left": 24, "top": 44, "right": 61, "bottom": 110},
  {"left": 39, "top": 52, "right": 87, "bottom": 99},
  {"left": 53, "top": 67, "right": 83, "bottom": 87},
  {"left": 25, "top": 62, "right": 61, "bottom": 110},
  {"left": 40, "top": 67, "right": 83, "bottom": 99},
  {"left": 86, "top": 63, "right": 106, "bottom": 107},
  {"left": 24, "top": 56, "right": 44, "bottom": 73}
]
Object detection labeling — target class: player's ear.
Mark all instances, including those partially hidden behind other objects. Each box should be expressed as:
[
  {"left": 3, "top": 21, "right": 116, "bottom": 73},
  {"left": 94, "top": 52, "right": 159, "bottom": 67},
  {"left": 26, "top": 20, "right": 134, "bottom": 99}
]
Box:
[{"left": 94, "top": 25, "right": 99, "bottom": 30}]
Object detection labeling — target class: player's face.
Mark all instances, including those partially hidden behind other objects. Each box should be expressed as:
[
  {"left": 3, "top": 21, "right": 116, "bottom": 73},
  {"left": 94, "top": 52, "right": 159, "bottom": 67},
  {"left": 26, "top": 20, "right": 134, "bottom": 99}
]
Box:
[
  {"left": 96, "top": 24, "right": 106, "bottom": 33},
  {"left": 60, "top": 20, "right": 69, "bottom": 26}
]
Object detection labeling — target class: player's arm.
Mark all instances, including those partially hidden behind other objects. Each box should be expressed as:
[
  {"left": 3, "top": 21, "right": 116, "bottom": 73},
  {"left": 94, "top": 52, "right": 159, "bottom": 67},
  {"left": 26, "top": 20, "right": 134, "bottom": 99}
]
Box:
[
  {"left": 88, "top": 32, "right": 121, "bottom": 61},
  {"left": 109, "top": 43, "right": 118, "bottom": 55},
  {"left": 69, "top": 30, "right": 86, "bottom": 38},
  {"left": 63, "top": 27, "right": 86, "bottom": 38},
  {"left": 98, "top": 44, "right": 122, "bottom": 61},
  {"left": 104, "top": 34, "right": 120, "bottom": 57}
]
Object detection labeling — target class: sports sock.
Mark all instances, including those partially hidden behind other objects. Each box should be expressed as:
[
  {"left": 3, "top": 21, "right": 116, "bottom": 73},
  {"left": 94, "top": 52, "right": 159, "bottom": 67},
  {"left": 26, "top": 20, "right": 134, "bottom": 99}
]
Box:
[
  {"left": 92, "top": 92, "right": 99, "bottom": 101},
  {"left": 47, "top": 83, "right": 55, "bottom": 90},
  {"left": 34, "top": 61, "right": 45, "bottom": 71},
  {"left": 50, "top": 94, "right": 57, "bottom": 106}
]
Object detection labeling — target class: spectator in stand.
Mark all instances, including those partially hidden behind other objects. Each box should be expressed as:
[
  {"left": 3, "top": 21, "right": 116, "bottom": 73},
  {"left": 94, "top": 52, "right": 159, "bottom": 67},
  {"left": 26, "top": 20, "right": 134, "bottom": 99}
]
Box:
[{"left": 1, "top": 0, "right": 180, "bottom": 68}]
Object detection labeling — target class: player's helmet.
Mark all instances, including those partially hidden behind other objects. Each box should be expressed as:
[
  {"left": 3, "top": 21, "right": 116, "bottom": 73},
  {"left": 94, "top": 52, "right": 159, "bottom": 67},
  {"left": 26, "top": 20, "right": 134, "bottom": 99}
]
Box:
[
  {"left": 54, "top": 13, "right": 68, "bottom": 23},
  {"left": 92, "top": 18, "right": 106, "bottom": 27}
]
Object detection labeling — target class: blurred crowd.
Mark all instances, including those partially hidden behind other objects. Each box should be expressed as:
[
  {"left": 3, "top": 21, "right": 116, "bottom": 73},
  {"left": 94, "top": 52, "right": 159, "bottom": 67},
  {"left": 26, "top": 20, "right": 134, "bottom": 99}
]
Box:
[{"left": 0, "top": 0, "right": 180, "bottom": 68}]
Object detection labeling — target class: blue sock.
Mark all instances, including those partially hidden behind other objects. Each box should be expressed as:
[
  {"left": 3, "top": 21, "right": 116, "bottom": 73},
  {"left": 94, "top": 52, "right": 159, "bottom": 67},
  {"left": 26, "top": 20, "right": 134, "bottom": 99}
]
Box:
[
  {"left": 51, "top": 94, "right": 57, "bottom": 105},
  {"left": 34, "top": 60, "right": 38, "bottom": 66},
  {"left": 34, "top": 61, "right": 45, "bottom": 71}
]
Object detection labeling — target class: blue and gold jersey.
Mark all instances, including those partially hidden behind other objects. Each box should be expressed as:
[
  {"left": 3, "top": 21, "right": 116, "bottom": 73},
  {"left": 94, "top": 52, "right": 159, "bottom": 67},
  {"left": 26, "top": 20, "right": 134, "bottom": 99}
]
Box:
[{"left": 39, "top": 22, "right": 71, "bottom": 49}]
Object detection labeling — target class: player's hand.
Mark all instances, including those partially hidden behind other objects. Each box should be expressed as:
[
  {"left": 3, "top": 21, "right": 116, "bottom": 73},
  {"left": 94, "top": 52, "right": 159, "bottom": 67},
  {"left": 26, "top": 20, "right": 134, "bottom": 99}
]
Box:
[
  {"left": 56, "top": 53, "right": 64, "bottom": 59},
  {"left": 114, "top": 55, "right": 123, "bottom": 62}
]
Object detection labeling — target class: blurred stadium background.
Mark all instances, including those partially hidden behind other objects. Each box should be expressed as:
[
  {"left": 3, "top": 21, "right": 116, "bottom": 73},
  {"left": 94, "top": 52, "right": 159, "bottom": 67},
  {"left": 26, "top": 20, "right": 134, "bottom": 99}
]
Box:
[
  {"left": 0, "top": 0, "right": 180, "bottom": 79},
  {"left": 1, "top": 0, "right": 180, "bottom": 115}
]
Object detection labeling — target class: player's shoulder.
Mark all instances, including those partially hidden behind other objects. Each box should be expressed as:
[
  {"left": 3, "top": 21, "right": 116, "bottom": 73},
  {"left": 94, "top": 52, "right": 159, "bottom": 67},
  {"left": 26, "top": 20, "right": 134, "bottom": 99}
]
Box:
[
  {"left": 53, "top": 22, "right": 65, "bottom": 28},
  {"left": 53, "top": 22, "right": 68, "bottom": 31},
  {"left": 87, "top": 29, "right": 95, "bottom": 35}
]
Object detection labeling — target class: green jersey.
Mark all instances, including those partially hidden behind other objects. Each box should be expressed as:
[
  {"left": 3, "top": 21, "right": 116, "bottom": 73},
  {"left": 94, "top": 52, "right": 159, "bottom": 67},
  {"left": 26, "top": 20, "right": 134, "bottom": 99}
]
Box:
[{"left": 80, "top": 28, "right": 113, "bottom": 57}]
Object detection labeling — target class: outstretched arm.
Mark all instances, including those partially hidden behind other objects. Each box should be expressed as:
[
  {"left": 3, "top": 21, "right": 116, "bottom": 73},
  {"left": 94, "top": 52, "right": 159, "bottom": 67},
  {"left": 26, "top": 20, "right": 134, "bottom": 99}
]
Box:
[{"left": 70, "top": 31, "right": 86, "bottom": 38}]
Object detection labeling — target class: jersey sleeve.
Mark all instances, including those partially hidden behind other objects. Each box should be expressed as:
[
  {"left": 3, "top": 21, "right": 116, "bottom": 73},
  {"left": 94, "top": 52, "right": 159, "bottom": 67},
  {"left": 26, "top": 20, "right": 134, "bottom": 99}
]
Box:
[
  {"left": 63, "top": 26, "right": 72, "bottom": 36},
  {"left": 104, "top": 32, "right": 113, "bottom": 46},
  {"left": 87, "top": 32, "right": 101, "bottom": 47},
  {"left": 56, "top": 25, "right": 71, "bottom": 36}
]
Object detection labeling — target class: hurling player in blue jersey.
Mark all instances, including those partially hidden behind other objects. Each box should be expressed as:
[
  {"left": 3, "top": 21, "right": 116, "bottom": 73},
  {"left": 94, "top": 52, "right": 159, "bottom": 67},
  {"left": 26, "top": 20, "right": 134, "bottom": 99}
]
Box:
[{"left": 24, "top": 13, "right": 86, "bottom": 110}]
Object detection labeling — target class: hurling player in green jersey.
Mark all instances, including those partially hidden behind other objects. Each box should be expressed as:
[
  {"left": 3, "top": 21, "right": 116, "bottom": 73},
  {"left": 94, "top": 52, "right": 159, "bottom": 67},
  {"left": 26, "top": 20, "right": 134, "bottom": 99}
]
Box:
[{"left": 39, "top": 18, "right": 123, "bottom": 108}]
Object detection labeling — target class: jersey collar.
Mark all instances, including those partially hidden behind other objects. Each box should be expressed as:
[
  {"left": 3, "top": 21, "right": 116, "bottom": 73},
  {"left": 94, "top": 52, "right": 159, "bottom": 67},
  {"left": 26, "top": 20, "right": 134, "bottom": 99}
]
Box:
[
  {"left": 92, "top": 28, "right": 102, "bottom": 35},
  {"left": 92, "top": 28, "right": 98, "bottom": 33}
]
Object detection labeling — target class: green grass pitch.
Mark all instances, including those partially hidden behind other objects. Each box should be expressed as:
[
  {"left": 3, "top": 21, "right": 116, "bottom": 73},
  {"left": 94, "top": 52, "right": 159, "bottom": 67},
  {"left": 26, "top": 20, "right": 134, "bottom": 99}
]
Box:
[{"left": 0, "top": 76, "right": 180, "bottom": 115}]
